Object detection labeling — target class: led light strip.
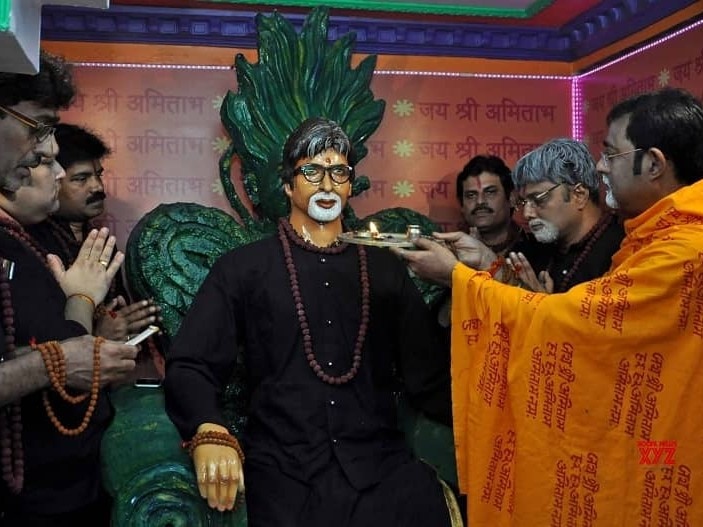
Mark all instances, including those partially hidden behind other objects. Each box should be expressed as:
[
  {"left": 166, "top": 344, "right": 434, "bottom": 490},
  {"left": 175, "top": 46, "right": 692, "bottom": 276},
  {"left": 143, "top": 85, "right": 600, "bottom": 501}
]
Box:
[
  {"left": 72, "top": 62, "right": 229, "bottom": 70},
  {"left": 570, "top": 16, "right": 703, "bottom": 139},
  {"left": 576, "top": 17, "right": 703, "bottom": 78},
  {"left": 374, "top": 70, "right": 570, "bottom": 80},
  {"left": 571, "top": 77, "right": 583, "bottom": 140}
]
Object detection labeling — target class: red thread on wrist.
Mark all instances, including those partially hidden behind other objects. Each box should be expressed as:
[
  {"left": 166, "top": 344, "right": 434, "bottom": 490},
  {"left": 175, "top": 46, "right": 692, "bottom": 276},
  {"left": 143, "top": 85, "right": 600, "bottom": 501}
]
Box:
[{"left": 487, "top": 257, "right": 505, "bottom": 278}]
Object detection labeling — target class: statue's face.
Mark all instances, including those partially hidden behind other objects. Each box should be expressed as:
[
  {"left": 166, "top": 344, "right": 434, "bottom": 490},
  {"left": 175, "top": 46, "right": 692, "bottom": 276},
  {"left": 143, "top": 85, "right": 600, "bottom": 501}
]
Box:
[{"left": 284, "top": 148, "right": 352, "bottom": 223}]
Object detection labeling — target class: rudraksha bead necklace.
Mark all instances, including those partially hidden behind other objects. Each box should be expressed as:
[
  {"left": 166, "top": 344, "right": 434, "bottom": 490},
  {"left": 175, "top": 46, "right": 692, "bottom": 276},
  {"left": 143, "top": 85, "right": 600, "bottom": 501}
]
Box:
[
  {"left": 0, "top": 219, "right": 48, "bottom": 264},
  {"left": 278, "top": 219, "right": 369, "bottom": 385},
  {"left": 0, "top": 218, "right": 105, "bottom": 492},
  {"left": 0, "top": 263, "right": 24, "bottom": 494},
  {"left": 35, "top": 338, "right": 102, "bottom": 437},
  {"left": 549, "top": 212, "right": 615, "bottom": 292}
]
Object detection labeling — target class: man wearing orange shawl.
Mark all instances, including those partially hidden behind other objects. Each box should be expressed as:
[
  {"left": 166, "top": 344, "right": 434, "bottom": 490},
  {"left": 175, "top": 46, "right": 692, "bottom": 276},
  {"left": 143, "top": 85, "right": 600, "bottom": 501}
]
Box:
[{"left": 396, "top": 88, "right": 703, "bottom": 526}]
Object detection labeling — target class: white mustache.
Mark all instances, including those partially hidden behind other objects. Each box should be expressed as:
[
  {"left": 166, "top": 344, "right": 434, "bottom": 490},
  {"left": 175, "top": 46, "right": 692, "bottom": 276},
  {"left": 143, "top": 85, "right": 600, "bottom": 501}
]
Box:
[{"left": 312, "top": 192, "right": 341, "bottom": 202}]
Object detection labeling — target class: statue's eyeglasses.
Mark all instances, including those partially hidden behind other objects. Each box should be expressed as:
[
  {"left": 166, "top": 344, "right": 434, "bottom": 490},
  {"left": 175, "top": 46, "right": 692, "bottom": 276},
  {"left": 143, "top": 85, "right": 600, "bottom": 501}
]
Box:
[{"left": 294, "top": 163, "right": 354, "bottom": 185}]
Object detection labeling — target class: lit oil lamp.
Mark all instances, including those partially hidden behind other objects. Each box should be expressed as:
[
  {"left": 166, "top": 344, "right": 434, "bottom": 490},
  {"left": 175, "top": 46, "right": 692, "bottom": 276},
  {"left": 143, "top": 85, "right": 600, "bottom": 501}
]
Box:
[{"left": 368, "top": 221, "right": 380, "bottom": 239}]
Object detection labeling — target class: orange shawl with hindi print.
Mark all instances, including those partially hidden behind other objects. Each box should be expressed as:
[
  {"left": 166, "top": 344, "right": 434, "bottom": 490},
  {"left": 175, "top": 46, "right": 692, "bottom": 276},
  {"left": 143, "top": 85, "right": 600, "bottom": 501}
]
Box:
[{"left": 451, "top": 180, "right": 703, "bottom": 526}]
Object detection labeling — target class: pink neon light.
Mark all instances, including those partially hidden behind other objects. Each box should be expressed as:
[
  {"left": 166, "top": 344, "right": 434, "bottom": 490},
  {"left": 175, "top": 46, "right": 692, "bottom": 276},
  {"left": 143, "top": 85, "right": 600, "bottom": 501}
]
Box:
[
  {"left": 375, "top": 70, "right": 570, "bottom": 80},
  {"left": 577, "top": 17, "right": 703, "bottom": 78},
  {"left": 571, "top": 77, "right": 582, "bottom": 140},
  {"left": 572, "top": 17, "right": 703, "bottom": 142},
  {"left": 73, "top": 62, "right": 227, "bottom": 70}
]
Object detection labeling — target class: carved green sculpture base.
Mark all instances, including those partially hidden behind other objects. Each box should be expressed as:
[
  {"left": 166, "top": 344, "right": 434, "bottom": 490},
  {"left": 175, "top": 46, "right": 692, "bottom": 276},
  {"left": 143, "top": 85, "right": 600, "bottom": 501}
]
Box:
[{"left": 101, "top": 386, "right": 458, "bottom": 526}]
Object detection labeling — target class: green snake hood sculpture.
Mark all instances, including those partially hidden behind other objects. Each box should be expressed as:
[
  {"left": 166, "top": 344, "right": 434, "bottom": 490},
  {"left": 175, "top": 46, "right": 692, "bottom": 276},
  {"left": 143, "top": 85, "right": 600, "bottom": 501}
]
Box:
[
  {"left": 126, "top": 7, "right": 442, "bottom": 338},
  {"left": 221, "top": 7, "right": 383, "bottom": 225}
]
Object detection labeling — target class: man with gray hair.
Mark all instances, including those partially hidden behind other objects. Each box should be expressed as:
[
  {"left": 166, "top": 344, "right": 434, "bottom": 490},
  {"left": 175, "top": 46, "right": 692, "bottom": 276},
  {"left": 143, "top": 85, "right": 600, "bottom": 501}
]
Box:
[{"left": 505, "top": 138, "right": 624, "bottom": 292}]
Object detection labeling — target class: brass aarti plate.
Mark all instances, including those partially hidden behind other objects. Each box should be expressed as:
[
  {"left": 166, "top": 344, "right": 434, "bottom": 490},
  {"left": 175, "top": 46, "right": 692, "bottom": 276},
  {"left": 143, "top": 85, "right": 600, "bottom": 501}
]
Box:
[{"left": 338, "top": 231, "right": 416, "bottom": 248}]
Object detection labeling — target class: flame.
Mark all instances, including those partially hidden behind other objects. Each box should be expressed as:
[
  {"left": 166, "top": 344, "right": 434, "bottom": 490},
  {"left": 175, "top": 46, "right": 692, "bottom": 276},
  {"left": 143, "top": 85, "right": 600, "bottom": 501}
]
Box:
[{"left": 368, "top": 221, "right": 379, "bottom": 237}]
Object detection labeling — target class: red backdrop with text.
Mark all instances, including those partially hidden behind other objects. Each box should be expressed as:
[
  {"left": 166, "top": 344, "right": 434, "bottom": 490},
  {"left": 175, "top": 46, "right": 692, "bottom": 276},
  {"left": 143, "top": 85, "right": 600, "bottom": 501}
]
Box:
[
  {"left": 580, "top": 24, "right": 703, "bottom": 155},
  {"left": 60, "top": 65, "right": 571, "bottom": 247},
  {"left": 58, "top": 20, "right": 702, "bottom": 249}
]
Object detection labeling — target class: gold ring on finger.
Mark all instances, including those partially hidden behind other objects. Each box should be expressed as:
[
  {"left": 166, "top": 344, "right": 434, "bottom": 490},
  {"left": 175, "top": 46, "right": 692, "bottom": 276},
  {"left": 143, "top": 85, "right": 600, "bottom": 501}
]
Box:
[{"left": 99, "top": 260, "right": 109, "bottom": 268}]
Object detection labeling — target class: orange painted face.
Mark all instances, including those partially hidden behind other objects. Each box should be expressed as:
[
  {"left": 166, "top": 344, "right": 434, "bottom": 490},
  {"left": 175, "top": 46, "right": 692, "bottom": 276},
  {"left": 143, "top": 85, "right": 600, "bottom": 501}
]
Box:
[{"left": 284, "top": 148, "right": 352, "bottom": 223}]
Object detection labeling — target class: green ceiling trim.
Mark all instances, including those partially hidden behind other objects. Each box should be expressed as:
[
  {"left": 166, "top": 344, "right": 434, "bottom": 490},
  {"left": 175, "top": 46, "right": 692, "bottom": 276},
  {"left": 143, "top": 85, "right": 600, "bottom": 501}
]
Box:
[
  {"left": 198, "top": 0, "right": 555, "bottom": 18},
  {"left": 523, "top": 0, "right": 554, "bottom": 18},
  {"left": 0, "top": 0, "right": 11, "bottom": 32}
]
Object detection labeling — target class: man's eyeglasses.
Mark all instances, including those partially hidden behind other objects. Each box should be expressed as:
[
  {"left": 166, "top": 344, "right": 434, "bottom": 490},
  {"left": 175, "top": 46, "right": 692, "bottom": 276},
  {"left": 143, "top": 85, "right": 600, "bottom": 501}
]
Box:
[
  {"left": 600, "top": 148, "right": 642, "bottom": 169},
  {"left": 0, "top": 105, "right": 56, "bottom": 143},
  {"left": 512, "top": 182, "right": 562, "bottom": 210},
  {"left": 294, "top": 163, "right": 353, "bottom": 185}
]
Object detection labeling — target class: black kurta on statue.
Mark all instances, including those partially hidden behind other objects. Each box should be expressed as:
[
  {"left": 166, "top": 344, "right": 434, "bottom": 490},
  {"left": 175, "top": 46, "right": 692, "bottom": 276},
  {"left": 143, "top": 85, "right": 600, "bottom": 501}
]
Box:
[{"left": 165, "top": 223, "right": 452, "bottom": 526}]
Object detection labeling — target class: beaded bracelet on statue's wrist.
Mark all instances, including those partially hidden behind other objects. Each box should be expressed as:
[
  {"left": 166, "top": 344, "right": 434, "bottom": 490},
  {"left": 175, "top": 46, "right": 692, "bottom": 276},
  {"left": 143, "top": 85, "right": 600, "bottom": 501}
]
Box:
[{"left": 182, "top": 430, "right": 245, "bottom": 463}]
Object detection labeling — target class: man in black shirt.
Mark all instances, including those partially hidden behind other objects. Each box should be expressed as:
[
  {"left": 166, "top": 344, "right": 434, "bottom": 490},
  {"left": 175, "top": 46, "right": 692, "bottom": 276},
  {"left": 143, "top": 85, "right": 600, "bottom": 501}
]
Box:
[
  {"left": 165, "top": 118, "right": 453, "bottom": 526},
  {"left": 505, "top": 138, "right": 625, "bottom": 293},
  {"left": 436, "top": 155, "right": 530, "bottom": 338},
  {"left": 0, "top": 51, "right": 138, "bottom": 525},
  {"left": 428, "top": 139, "right": 623, "bottom": 295},
  {"left": 28, "top": 123, "right": 159, "bottom": 342},
  {"left": 456, "top": 155, "right": 525, "bottom": 256},
  {"left": 456, "top": 154, "right": 525, "bottom": 257}
]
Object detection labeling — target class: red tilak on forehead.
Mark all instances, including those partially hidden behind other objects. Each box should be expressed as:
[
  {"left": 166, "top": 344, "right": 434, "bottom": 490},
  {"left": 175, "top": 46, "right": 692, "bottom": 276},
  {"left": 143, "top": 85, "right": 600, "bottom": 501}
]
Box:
[{"left": 476, "top": 178, "right": 482, "bottom": 192}]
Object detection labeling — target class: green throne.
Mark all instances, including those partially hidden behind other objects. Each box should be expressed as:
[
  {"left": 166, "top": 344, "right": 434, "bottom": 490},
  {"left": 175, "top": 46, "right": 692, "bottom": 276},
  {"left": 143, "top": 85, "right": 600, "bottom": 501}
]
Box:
[{"left": 100, "top": 8, "right": 456, "bottom": 526}]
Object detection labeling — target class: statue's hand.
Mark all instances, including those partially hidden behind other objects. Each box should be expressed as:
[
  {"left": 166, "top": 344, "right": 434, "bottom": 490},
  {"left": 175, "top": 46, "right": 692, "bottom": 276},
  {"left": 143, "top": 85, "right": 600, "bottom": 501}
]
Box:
[{"left": 192, "top": 423, "right": 245, "bottom": 512}]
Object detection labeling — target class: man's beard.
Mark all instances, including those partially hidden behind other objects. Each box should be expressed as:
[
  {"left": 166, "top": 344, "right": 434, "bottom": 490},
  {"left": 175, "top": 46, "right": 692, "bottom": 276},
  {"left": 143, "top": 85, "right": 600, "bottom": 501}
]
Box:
[
  {"left": 307, "top": 191, "right": 342, "bottom": 223},
  {"left": 602, "top": 176, "right": 619, "bottom": 209},
  {"left": 528, "top": 218, "right": 560, "bottom": 244}
]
